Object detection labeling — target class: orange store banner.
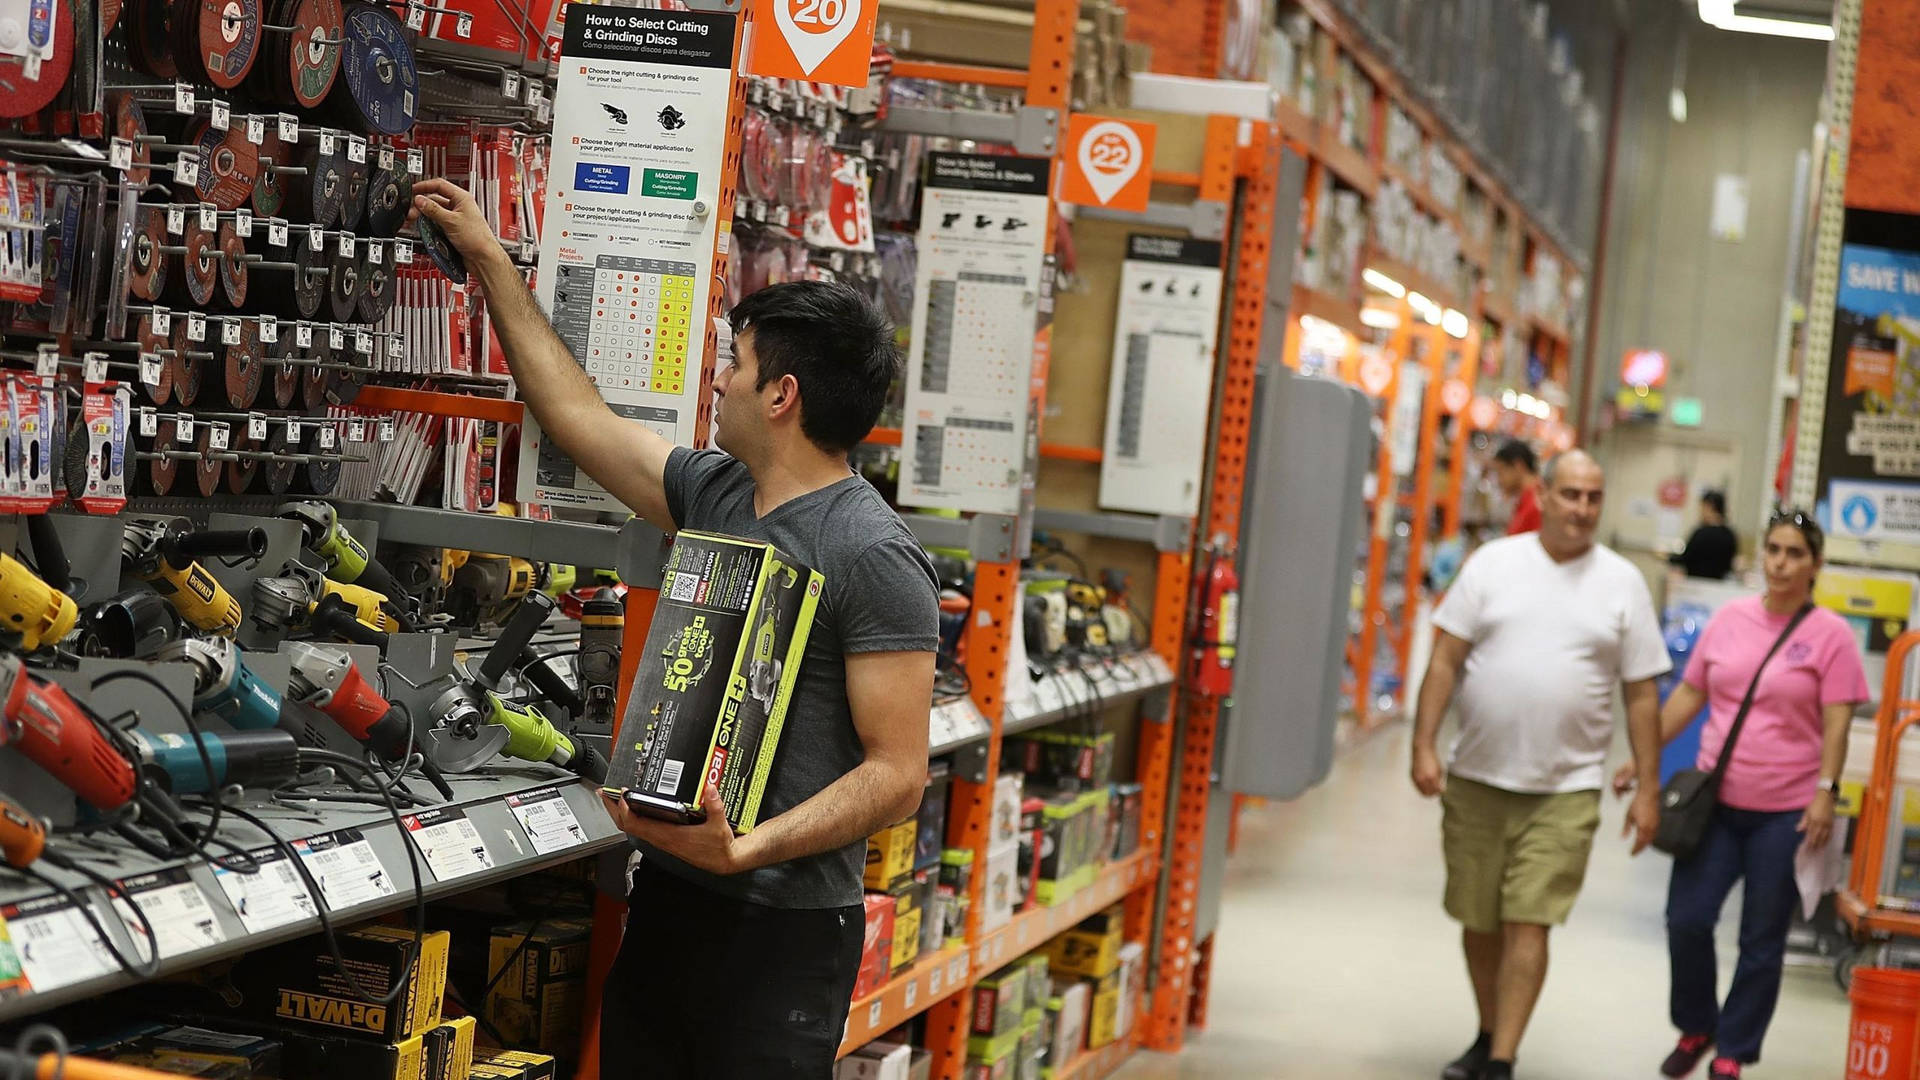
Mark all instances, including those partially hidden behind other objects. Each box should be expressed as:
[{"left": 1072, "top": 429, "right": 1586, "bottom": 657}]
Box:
[
  {"left": 1846, "top": 2, "right": 1920, "bottom": 214},
  {"left": 747, "top": 0, "right": 878, "bottom": 87},
  {"left": 1846, "top": 343, "right": 1898, "bottom": 397},
  {"left": 1061, "top": 114, "right": 1156, "bottom": 213}
]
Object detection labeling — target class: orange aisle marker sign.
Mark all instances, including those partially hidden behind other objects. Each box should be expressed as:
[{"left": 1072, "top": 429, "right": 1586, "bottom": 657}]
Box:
[
  {"left": 1467, "top": 395, "right": 1498, "bottom": 431},
  {"left": 1062, "top": 114, "right": 1155, "bottom": 213},
  {"left": 748, "top": 0, "right": 878, "bottom": 87},
  {"left": 1439, "top": 378, "right": 1472, "bottom": 415}
]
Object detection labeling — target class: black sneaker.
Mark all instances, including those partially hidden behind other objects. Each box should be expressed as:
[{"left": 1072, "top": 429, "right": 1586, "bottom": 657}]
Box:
[
  {"left": 1441, "top": 1034, "right": 1492, "bottom": 1080},
  {"left": 1661, "top": 1034, "right": 1714, "bottom": 1077}
]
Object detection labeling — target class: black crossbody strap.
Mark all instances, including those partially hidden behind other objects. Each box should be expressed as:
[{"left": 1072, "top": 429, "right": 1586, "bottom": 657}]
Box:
[{"left": 1709, "top": 602, "right": 1815, "bottom": 782}]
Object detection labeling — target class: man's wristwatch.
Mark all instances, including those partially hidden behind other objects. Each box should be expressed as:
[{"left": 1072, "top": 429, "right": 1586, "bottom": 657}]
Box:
[{"left": 1817, "top": 778, "right": 1842, "bottom": 800}]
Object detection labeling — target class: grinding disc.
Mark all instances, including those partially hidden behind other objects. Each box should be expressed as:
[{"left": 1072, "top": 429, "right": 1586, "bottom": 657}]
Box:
[
  {"left": 185, "top": 119, "right": 260, "bottom": 211},
  {"left": 338, "top": 153, "right": 369, "bottom": 232},
  {"left": 103, "top": 0, "right": 123, "bottom": 32},
  {"left": 227, "top": 429, "right": 260, "bottom": 492},
  {"left": 112, "top": 93, "right": 152, "bottom": 187},
  {"left": 174, "top": 322, "right": 206, "bottom": 407},
  {"left": 146, "top": 418, "right": 179, "bottom": 495},
  {"left": 266, "top": 325, "right": 298, "bottom": 406},
  {"left": 288, "top": 138, "right": 348, "bottom": 226},
  {"left": 328, "top": 2, "right": 416, "bottom": 136},
  {"left": 323, "top": 352, "right": 364, "bottom": 405},
  {"left": 415, "top": 214, "right": 465, "bottom": 284},
  {"left": 293, "top": 239, "right": 329, "bottom": 317},
  {"left": 0, "top": 0, "right": 76, "bottom": 120},
  {"left": 362, "top": 166, "right": 407, "bottom": 237},
  {"left": 251, "top": 129, "right": 285, "bottom": 218},
  {"left": 135, "top": 312, "right": 174, "bottom": 405},
  {"left": 127, "top": 206, "right": 169, "bottom": 303},
  {"left": 222, "top": 317, "right": 262, "bottom": 408},
  {"left": 262, "top": 424, "right": 296, "bottom": 494},
  {"left": 355, "top": 256, "right": 390, "bottom": 322},
  {"left": 192, "top": 427, "right": 222, "bottom": 496},
  {"left": 301, "top": 333, "right": 329, "bottom": 408},
  {"left": 276, "top": 0, "right": 341, "bottom": 109},
  {"left": 217, "top": 220, "right": 248, "bottom": 308},
  {"left": 169, "top": 217, "right": 220, "bottom": 308},
  {"left": 127, "top": 0, "right": 178, "bottom": 79},
  {"left": 327, "top": 246, "right": 362, "bottom": 322},
  {"left": 178, "top": 0, "right": 262, "bottom": 90},
  {"left": 301, "top": 425, "right": 339, "bottom": 494}
]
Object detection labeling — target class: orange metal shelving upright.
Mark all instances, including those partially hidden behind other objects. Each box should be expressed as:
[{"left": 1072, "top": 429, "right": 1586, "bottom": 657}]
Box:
[{"left": 1141, "top": 116, "right": 1281, "bottom": 1054}]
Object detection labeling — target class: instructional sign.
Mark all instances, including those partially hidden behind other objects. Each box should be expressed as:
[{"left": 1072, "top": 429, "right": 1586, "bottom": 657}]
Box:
[
  {"left": 899, "top": 153, "right": 1053, "bottom": 515},
  {"left": 1098, "top": 234, "right": 1222, "bottom": 517},
  {"left": 522, "top": 7, "right": 735, "bottom": 510},
  {"left": 293, "top": 828, "right": 396, "bottom": 910},
  {"left": 1818, "top": 244, "right": 1920, "bottom": 550},
  {"left": 4, "top": 894, "right": 116, "bottom": 992}
]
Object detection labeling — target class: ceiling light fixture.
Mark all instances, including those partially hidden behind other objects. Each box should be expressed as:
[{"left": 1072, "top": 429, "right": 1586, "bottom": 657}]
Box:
[
  {"left": 1360, "top": 307, "right": 1401, "bottom": 330},
  {"left": 1362, "top": 268, "right": 1406, "bottom": 298},
  {"left": 1696, "top": 0, "right": 1833, "bottom": 41}
]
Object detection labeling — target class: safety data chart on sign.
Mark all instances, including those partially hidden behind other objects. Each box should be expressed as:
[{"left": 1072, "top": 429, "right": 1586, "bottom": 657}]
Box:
[
  {"left": 899, "top": 152, "right": 1053, "bottom": 515},
  {"left": 522, "top": 7, "right": 734, "bottom": 509}
]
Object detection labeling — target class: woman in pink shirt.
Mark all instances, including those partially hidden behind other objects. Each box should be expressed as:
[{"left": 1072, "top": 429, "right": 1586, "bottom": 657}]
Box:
[{"left": 1616, "top": 511, "right": 1868, "bottom": 1079}]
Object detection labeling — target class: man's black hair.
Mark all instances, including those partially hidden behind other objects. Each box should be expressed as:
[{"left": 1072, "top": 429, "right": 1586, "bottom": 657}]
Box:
[
  {"left": 1493, "top": 438, "right": 1537, "bottom": 473},
  {"left": 1700, "top": 490, "right": 1726, "bottom": 517},
  {"left": 727, "top": 280, "right": 899, "bottom": 454}
]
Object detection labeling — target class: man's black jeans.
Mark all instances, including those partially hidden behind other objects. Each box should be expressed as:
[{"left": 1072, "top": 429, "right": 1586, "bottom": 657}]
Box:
[
  {"left": 599, "top": 859, "right": 864, "bottom": 1078},
  {"left": 1666, "top": 805, "right": 1803, "bottom": 1064}
]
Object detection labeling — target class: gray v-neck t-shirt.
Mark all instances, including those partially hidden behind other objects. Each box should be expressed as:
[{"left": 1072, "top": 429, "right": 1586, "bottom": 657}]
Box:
[{"left": 627, "top": 446, "right": 941, "bottom": 908}]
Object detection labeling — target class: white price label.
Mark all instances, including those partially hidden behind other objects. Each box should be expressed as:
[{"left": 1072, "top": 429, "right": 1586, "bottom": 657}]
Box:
[
  {"left": 337, "top": 231, "right": 354, "bottom": 257},
  {"left": 318, "top": 426, "right": 336, "bottom": 449},
  {"left": 139, "top": 354, "right": 162, "bottom": 386},
  {"left": 286, "top": 418, "right": 301, "bottom": 440},
  {"left": 258, "top": 317, "right": 277, "bottom": 343},
  {"left": 394, "top": 239, "right": 413, "bottom": 264},
  {"left": 220, "top": 319, "right": 241, "bottom": 345},
  {"left": 174, "top": 83, "right": 195, "bottom": 114},
  {"left": 308, "top": 224, "right": 324, "bottom": 251},
  {"left": 235, "top": 208, "right": 253, "bottom": 237},
  {"left": 249, "top": 414, "right": 267, "bottom": 440},
  {"left": 378, "top": 146, "right": 395, "bottom": 171},
  {"left": 367, "top": 240, "right": 383, "bottom": 265},
  {"left": 277, "top": 113, "right": 299, "bottom": 141},
  {"left": 405, "top": 0, "right": 425, "bottom": 29},
  {"left": 20, "top": 52, "right": 36, "bottom": 80},
  {"left": 295, "top": 323, "right": 313, "bottom": 348},
  {"left": 534, "top": 99, "right": 550, "bottom": 125},
  {"left": 109, "top": 137, "right": 132, "bottom": 170},
  {"left": 210, "top": 100, "right": 229, "bottom": 131},
  {"left": 209, "top": 424, "right": 229, "bottom": 450},
  {"left": 505, "top": 787, "right": 588, "bottom": 855},
  {"left": 904, "top": 979, "right": 918, "bottom": 1009},
  {"left": 929, "top": 965, "right": 943, "bottom": 995},
  {"left": 867, "top": 1000, "right": 882, "bottom": 1029},
  {"left": 318, "top": 130, "right": 335, "bottom": 155},
  {"left": 346, "top": 418, "right": 365, "bottom": 441},
  {"left": 246, "top": 114, "right": 265, "bottom": 144},
  {"left": 166, "top": 206, "right": 185, "bottom": 235},
  {"left": 212, "top": 848, "right": 317, "bottom": 934},
  {"left": 175, "top": 155, "right": 198, "bottom": 187},
  {"left": 355, "top": 330, "right": 372, "bottom": 354},
  {"left": 406, "top": 148, "right": 423, "bottom": 175},
  {"left": 139, "top": 408, "right": 157, "bottom": 436},
  {"left": 387, "top": 337, "right": 403, "bottom": 359},
  {"left": 186, "top": 312, "right": 206, "bottom": 341},
  {"left": 112, "top": 871, "right": 228, "bottom": 963},
  {"left": 456, "top": 11, "right": 471, "bottom": 36},
  {"left": 33, "top": 345, "right": 56, "bottom": 377},
  {"left": 176, "top": 415, "right": 194, "bottom": 441},
  {"left": 198, "top": 203, "right": 216, "bottom": 231},
  {"left": 82, "top": 353, "right": 107, "bottom": 383},
  {"left": 403, "top": 807, "right": 496, "bottom": 882},
  {"left": 151, "top": 307, "right": 170, "bottom": 335},
  {"left": 293, "top": 829, "right": 395, "bottom": 910},
  {"left": 8, "top": 898, "right": 117, "bottom": 991},
  {"left": 502, "top": 71, "right": 521, "bottom": 98},
  {"left": 328, "top": 325, "right": 344, "bottom": 349},
  {"left": 347, "top": 135, "right": 367, "bottom": 164},
  {"left": 378, "top": 417, "right": 395, "bottom": 442},
  {"left": 268, "top": 219, "right": 289, "bottom": 247},
  {"left": 524, "top": 79, "right": 539, "bottom": 105}
]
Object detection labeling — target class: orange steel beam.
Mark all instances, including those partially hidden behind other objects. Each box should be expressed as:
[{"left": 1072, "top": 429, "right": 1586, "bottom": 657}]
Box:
[
  {"left": 1144, "top": 115, "right": 1273, "bottom": 1053},
  {"left": 576, "top": 11, "right": 748, "bottom": 1078},
  {"left": 1152, "top": 170, "right": 1202, "bottom": 188},
  {"left": 1350, "top": 338, "right": 1403, "bottom": 728},
  {"left": 1041, "top": 442, "right": 1102, "bottom": 462},
  {"left": 1395, "top": 323, "right": 1449, "bottom": 683},
  {"left": 1440, "top": 333, "right": 1476, "bottom": 540},
  {"left": 890, "top": 60, "right": 1029, "bottom": 88},
  {"left": 351, "top": 385, "right": 524, "bottom": 424}
]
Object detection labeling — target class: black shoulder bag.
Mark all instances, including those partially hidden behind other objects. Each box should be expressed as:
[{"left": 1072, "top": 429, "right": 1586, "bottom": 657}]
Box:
[{"left": 1653, "top": 602, "right": 1814, "bottom": 860}]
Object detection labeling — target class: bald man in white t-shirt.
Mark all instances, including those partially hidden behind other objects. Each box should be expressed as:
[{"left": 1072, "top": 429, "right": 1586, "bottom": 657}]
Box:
[{"left": 1410, "top": 451, "right": 1671, "bottom": 1080}]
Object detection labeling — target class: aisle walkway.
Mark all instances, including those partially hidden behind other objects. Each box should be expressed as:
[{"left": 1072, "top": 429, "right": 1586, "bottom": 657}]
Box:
[{"left": 1118, "top": 725, "right": 1850, "bottom": 1079}]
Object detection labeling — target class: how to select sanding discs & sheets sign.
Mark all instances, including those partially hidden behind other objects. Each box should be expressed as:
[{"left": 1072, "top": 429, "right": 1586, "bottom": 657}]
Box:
[
  {"left": 900, "top": 153, "right": 1053, "bottom": 515},
  {"left": 521, "top": 7, "right": 735, "bottom": 510}
]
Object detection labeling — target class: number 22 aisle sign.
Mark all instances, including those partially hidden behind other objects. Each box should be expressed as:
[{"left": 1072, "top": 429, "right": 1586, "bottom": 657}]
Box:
[
  {"left": 1061, "top": 114, "right": 1156, "bottom": 213},
  {"left": 748, "top": 0, "right": 879, "bottom": 87}
]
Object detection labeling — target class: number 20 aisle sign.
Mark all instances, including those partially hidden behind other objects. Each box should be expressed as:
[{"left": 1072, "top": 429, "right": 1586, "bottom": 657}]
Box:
[{"left": 748, "top": 0, "right": 879, "bottom": 87}]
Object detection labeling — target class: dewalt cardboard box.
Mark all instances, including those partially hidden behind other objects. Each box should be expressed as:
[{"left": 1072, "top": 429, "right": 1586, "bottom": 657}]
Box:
[
  {"left": 236, "top": 925, "right": 449, "bottom": 1042},
  {"left": 484, "top": 918, "right": 591, "bottom": 1050},
  {"left": 422, "top": 1016, "right": 476, "bottom": 1080},
  {"left": 280, "top": 1031, "right": 427, "bottom": 1080},
  {"left": 608, "top": 531, "right": 824, "bottom": 831},
  {"left": 865, "top": 819, "right": 918, "bottom": 891},
  {"left": 474, "top": 1049, "right": 556, "bottom": 1080}
]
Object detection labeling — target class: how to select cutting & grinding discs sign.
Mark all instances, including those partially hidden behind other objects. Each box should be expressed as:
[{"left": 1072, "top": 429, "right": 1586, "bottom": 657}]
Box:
[
  {"left": 521, "top": 8, "right": 734, "bottom": 510},
  {"left": 1819, "top": 243, "right": 1920, "bottom": 559}
]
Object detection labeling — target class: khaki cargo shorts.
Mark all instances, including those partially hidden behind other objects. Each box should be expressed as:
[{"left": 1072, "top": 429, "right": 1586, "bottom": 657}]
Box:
[{"left": 1441, "top": 775, "right": 1602, "bottom": 933}]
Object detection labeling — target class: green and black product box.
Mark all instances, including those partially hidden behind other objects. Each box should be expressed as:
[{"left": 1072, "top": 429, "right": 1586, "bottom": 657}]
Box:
[
  {"left": 231, "top": 925, "right": 449, "bottom": 1042},
  {"left": 608, "top": 531, "right": 823, "bottom": 830}
]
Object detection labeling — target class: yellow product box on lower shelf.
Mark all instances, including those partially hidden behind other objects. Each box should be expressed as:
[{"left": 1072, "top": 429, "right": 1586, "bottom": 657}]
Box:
[
  {"left": 1086, "top": 970, "right": 1123, "bottom": 1050},
  {"left": 423, "top": 1016, "right": 476, "bottom": 1080},
  {"left": 1048, "top": 905, "right": 1124, "bottom": 979},
  {"left": 866, "top": 819, "right": 918, "bottom": 891},
  {"left": 280, "top": 1031, "right": 428, "bottom": 1080},
  {"left": 233, "top": 926, "right": 450, "bottom": 1042},
  {"left": 485, "top": 918, "right": 592, "bottom": 1051},
  {"left": 473, "top": 1049, "right": 556, "bottom": 1080}
]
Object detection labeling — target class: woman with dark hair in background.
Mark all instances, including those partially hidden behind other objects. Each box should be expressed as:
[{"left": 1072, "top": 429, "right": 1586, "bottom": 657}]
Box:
[
  {"left": 1671, "top": 491, "right": 1738, "bottom": 580},
  {"left": 1617, "top": 512, "right": 1867, "bottom": 1079}
]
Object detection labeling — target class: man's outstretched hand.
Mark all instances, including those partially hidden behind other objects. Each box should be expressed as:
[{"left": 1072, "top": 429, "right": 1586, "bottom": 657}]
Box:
[
  {"left": 409, "top": 178, "right": 504, "bottom": 269},
  {"left": 598, "top": 785, "right": 767, "bottom": 877}
]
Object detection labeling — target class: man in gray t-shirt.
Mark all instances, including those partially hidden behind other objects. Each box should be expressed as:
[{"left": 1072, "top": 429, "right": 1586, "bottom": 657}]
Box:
[{"left": 415, "top": 180, "right": 939, "bottom": 1079}]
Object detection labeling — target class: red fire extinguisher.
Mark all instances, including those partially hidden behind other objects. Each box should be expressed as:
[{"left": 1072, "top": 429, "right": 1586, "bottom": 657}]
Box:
[{"left": 1191, "top": 538, "right": 1240, "bottom": 696}]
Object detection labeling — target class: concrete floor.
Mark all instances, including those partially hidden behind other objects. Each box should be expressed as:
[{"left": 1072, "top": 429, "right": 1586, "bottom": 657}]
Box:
[{"left": 1117, "top": 725, "right": 1852, "bottom": 1079}]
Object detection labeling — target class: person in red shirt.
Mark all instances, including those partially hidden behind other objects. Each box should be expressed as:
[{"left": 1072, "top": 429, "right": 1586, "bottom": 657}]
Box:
[{"left": 1495, "top": 439, "right": 1542, "bottom": 534}]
